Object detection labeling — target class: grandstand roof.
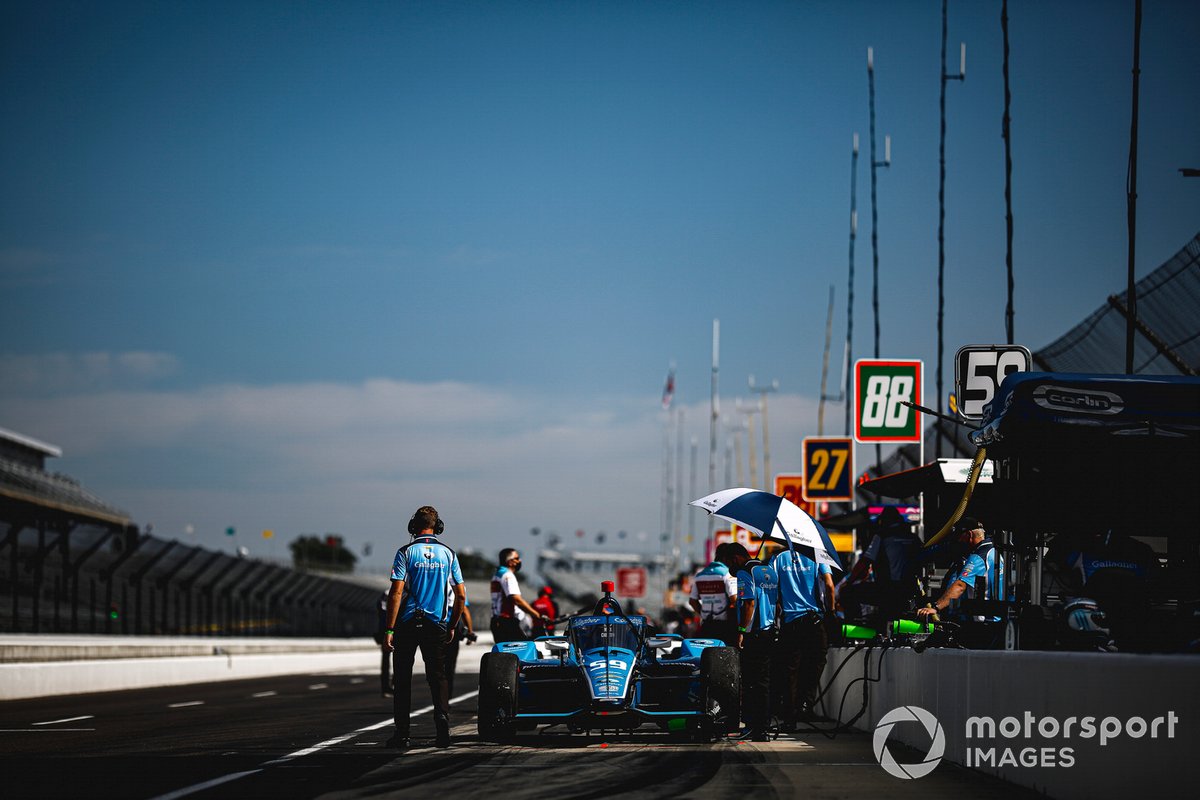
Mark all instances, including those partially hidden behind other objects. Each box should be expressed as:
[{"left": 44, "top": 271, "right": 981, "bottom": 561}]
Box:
[{"left": 0, "top": 429, "right": 130, "bottom": 527}]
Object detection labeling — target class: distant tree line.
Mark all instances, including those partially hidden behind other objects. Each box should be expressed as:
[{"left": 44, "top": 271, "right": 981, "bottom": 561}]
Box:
[{"left": 291, "top": 534, "right": 356, "bottom": 573}]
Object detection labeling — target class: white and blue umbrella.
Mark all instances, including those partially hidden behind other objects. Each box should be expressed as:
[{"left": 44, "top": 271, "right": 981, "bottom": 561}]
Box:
[{"left": 689, "top": 487, "right": 843, "bottom": 571}]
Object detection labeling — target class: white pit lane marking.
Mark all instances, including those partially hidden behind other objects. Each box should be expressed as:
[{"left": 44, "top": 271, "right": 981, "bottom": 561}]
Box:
[
  {"left": 167, "top": 701, "right": 204, "bottom": 708},
  {"left": 307, "top": 683, "right": 328, "bottom": 690},
  {"left": 251, "top": 691, "right": 277, "bottom": 698},
  {"left": 33, "top": 715, "right": 94, "bottom": 726},
  {"left": 149, "top": 690, "right": 479, "bottom": 800}
]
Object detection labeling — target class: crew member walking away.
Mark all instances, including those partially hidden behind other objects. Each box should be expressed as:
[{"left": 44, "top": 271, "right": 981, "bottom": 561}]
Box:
[
  {"left": 383, "top": 506, "right": 465, "bottom": 750},
  {"left": 770, "top": 544, "right": 837, "bottom": 730},
  {"left": 490, "top": 548, "right": 549, "bottom": 643},
  {"left": 688, "top": 543, "right": 739, "bottom": 645},
  {"left": 445, "top": 581, "right": 477, "bottom": 698},
  {"left": 729, "top": 543, "right": 779, "bottom": 741},
  {"left": 532, "top": 586, "right": 558, "bottom": 636}
]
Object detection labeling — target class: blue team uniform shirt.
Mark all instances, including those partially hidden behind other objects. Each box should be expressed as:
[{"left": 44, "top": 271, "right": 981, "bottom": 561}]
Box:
[
  {"left": 949, "top": 541, "right": 1005, "bottom": 622},
  {"left": 391, "top": 535, "right": 464, "bottom": 627},
  {"left": 770, "top": 549, "right": 831, "bottom": 621},
  {"left": 736, "top": 562, "right": 780, "bottom": 632}
]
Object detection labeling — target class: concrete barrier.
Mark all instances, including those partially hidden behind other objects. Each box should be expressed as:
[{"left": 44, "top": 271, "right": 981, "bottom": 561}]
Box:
[
  {"left": 819, "top": 645, "right": 1198, "bottom": 799},
  {"left": 0, "top": 633, "right": 493, "bottom": 701}
]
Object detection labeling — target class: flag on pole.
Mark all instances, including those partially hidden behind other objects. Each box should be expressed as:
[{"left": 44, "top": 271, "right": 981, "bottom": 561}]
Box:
[{"left": 661, "top": 367, "right": 675, "bottom": 409}]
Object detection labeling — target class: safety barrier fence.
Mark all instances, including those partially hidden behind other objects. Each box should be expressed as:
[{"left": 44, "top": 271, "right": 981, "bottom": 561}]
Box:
[{"left": 1, "top": 521, "right": 380, "bottom": 638}]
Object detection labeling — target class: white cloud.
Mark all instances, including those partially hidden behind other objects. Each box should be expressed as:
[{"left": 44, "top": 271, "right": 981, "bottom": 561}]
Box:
[
  {"left": 0, "top": 247, "right": 62, "bottom": 286},
  {"left": 0, "top": 351, "right": 180, "bottom": 395},
  {"left": 0, "top": 370, "right": 835, "bottom": 569}
]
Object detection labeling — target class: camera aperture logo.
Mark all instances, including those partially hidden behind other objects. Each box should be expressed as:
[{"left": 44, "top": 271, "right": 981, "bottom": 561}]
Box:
[{"left": 873, "top": 706, "right": 946, "bottom": 779}]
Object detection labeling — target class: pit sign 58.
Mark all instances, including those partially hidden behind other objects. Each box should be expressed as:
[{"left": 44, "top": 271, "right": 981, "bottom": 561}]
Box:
[
  {"left": 954, "top": 345, "right": 1032, "bottom": 420},
  {"left": 854, "top": 359, "right": 922, "bottom": 443}
]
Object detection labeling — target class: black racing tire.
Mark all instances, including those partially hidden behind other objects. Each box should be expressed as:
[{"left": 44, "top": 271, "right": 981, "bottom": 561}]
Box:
[
  {"left": 700, "top": 646, "right": 741, "bottom": 736},
  {"left": 477, "top": 652, "right": 519, "bottom": 742}
]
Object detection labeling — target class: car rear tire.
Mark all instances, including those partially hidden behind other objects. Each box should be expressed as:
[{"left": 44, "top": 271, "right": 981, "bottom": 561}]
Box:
[
  {"left": 700, "top": 646, "right": 741, "bottom": 736},
  {"left": 478, "top": 652, "right": 519, "bottom": 742}
]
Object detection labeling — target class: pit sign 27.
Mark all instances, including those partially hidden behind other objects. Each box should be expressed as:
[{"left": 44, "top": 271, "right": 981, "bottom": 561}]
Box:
[
  {"left": 854, "top": 359, "right": 922, "bottom": 443},
  {"left": 954, "top": 345, "right": 1032, "bottom": 420},
  {"left": 802, "top": 437, "right": 854, "bottom": 502}
]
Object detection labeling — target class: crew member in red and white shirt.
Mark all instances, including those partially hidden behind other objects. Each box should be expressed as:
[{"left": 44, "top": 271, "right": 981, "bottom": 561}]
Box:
[{"left": 490, "top": 548, "right": 547, "bottom": 643}]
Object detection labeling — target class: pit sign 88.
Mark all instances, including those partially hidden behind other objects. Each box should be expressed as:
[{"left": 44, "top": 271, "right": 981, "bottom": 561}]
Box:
[{"left": 854, "top": 359, "right": 923, "bottom": 443}]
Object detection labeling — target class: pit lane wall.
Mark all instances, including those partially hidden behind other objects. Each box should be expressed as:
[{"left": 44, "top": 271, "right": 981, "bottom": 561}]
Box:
[
  {"left": 0, "top": 633, "right": 492, "bottom": 700},
  {"left": 819, "top": 646, "right": 1198, "bottom": 799}
]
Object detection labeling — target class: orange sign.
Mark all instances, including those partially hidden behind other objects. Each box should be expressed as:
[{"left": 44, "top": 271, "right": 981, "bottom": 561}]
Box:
[{"left": 775, "top": 473, "right": 818, "bottom": 519}]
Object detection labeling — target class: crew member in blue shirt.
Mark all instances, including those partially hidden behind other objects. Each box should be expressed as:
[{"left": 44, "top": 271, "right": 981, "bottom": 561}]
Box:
[
  {"left": 730, "top": 543, "right": 779, "bottom": 741},
  {"left": 384, "top": 505, "right": 466, "bottom": 750},
  {"left": 770, "top": 542, "right": 837, "bottom": 730},
  {"left": 917, "top": 517, "right": 1005, "bottom": 647}
]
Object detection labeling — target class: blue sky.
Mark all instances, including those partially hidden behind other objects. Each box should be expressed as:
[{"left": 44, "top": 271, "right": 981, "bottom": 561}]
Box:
[{"left": 2, "top": 1, "right": 1197, "bottom": 570}]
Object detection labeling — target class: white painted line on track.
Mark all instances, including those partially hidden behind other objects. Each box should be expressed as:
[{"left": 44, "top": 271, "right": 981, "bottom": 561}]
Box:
[
  {"left": 148, "top": 689, "right": 480, "bottom": 800},
  {"left": 0, "top": 728, "right": 96, "bottom": 732},
  {"left": 251, "top": 691, "right": 277, "bottom": 698},
  {"left": 308, "top": 683, "right": 328, "bottom": 690},
  {"left": 167, "top": 701, "right": 204, "bottom": 708},
  {"left": 33, "top": 715, "right": 94, "bottom": 726},
  {"left": 150, "top": 770, "right": 263, "bottom": 800}
]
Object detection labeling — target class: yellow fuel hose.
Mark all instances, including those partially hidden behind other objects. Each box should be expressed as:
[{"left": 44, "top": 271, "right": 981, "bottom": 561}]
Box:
[{"left": 922, "top": 446, "right": 989, "bottom": 549}]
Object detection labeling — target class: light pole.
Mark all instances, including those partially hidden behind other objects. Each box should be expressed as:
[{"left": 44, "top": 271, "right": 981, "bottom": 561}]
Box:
[
  {"left": 868, "top": 46, "right": 891, "bottom": 472},
  {"left": 1125, "top": 0, "right": 1143, "bottom": 374},
  {"left": 674, "top": 407, "right": 685, "bottom": 571},
  {"left": 737, "top": 399, "right": 761, "bottom": 490},
  {"left": 749, "top": 375, "right": 778, "bottom": 490},
  {"left": 845, "top": 132, "right": 859, "bottom": 438},
  {"left": 1002, "top": 0, "right": 1016, "bottom": 344},
  {"left": 867, "top": 46, "right": 891, "bottom": 360},
  {"left": 708, "top": 320, "right": 719, "bottom": 551},
  {"left": 937, "top": 1, "right": 966, "bottom": 457}
]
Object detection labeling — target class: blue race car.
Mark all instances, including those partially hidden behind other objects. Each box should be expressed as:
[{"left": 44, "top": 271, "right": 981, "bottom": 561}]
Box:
[{"left": 478, "top": 581, "right": 740, "bottom": 741}]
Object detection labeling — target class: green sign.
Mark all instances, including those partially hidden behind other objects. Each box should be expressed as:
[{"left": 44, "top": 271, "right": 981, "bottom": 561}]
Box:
[{"left": 854, "top": 359, "right": 923, "bottom": 443}]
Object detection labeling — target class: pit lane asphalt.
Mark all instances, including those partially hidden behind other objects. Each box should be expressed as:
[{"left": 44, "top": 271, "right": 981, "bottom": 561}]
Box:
[{"left": 0, "top": 657, "right": 1035, "bottom": 800}]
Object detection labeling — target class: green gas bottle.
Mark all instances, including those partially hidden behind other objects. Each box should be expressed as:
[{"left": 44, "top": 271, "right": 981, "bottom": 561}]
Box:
[
  {"left": 841, "top": 623, "right": 878, "bottom": 640},
  {"left": 890, "top": 619, "right": 934, "bottom": 635}
]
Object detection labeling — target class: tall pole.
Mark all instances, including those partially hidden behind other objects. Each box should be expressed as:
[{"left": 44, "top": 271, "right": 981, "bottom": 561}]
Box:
[
  {"left": 867, "top": 46, "right": 891, "bottom": 472},
  {"left": 1002, "top": 0, "right": 1016, "bottom": 344},
  {"left": 690, "top": 436, "right": 699, "bottom": 564},
  {"left": 937, "top": 1, "right": 966, "bottom": 457},
  {"left": 749, "top": 375, "right": 778, "bottom": 489},
  {"left": 727, "top": 419, "right": 745, "bottom": 486},
  {"left": 724, "top": 437, "right": 733, "bottom": 487},
  {"left": 745, "top": 408, "right": 759, "bottom": 490},
  {"left": 846, "top": 133, "right": 859, "bottom": 437},
  {"left": 708, "top": 320, "right": 719, "bottom": 549},
  {"left": 1125, "top": 0, "right": 1143, "bottom": 374},
  {"left": 660, "top": 411, "right": 670, "bottom": 549},
  {"left": 867, "top": 47, "right": 891, "bottom": 360},
  {"left": 818, "top": 286, "right": 835, "bottom": 436},
  {"left": 674, "top": 407, "right": 685, "bottom": 570}
]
